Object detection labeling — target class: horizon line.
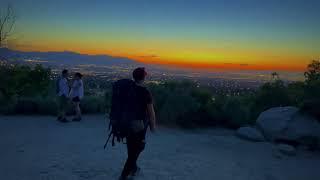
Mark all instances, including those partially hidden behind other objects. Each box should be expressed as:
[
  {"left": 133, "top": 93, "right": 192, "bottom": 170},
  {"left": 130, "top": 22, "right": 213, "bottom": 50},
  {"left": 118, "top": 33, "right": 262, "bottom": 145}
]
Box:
[{"left": 5, "top": 47, "right": 308, "bottom": 73}]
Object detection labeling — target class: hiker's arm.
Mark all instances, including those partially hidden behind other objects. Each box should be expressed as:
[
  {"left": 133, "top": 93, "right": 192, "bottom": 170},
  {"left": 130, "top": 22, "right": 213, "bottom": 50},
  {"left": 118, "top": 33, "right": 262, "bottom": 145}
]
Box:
[{"left": 147, "top": 103, "right": 156, "bottom": 132}]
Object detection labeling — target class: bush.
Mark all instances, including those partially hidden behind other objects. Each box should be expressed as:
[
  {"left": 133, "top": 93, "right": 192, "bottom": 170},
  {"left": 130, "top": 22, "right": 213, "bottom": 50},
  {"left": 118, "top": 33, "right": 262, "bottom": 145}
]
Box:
[
  {"left": 0, "top": 64, "right": 51, "bottom": 98},
  {"left": 287, "top": 81, "right": 305, "bottom": 106},
  {"left": 1, "top": 60, "right": 319, "bottom": 128},
  {"left": 301, "top": 60, "right": 320, "bottom": 120},
  {"left": 80, "top": 96, "right": 106, "bottom": 114},
  {"left": 256, "top": 80, "right": 290, "bottom": 107},
  {"left": 0, "top": 97, "right": 16, "bottom": 115},
  {"left": 222, "top": 96, "right": 253, "bottom": 128},
  {"left": 0, "top": 96, "right": 57, "bottom": 115},
  {"left": 159, "top": 93, "right": 200, "bottom": 127},
  {"left": 149, "top": 81, "right": 199, "bottom": 126},
  {"left": 148, "top": 80, "right": 255, "bottom": 128},
  {"left": 0, "top": 96, "right": 107, "bottom": 115}
]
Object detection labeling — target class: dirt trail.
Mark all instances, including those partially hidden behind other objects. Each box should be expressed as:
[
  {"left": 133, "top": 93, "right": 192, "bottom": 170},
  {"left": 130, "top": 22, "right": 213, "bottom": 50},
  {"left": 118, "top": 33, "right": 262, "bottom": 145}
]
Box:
[{"left": 0, "top": 115, "right": 320, "bottom": 180}]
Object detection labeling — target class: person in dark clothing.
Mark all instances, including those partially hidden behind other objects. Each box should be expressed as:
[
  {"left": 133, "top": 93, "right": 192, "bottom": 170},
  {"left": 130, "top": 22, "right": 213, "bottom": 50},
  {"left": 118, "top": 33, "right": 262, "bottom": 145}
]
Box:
[
  {"left": 119, "top": 67, "right": 156, "bottom": 180},
  {"left": 57, "top": 69, "right": 69, "bottom": 122}
]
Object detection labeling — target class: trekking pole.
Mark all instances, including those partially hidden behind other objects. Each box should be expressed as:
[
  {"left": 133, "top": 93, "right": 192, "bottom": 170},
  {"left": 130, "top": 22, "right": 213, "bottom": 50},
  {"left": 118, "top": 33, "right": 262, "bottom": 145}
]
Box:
[
  {"left": 103, "top": 132, "right": 113, "bottom": 149},
  {"left": 103, "top": 114, "right": 112, "bottom": 149}
]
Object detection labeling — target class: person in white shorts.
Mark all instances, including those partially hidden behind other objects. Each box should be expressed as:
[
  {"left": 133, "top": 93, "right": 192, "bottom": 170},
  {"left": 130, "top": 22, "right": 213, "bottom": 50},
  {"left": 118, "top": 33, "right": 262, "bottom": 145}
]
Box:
[{"left": 69, "top": 72, "right": 84, "bottom": 121}]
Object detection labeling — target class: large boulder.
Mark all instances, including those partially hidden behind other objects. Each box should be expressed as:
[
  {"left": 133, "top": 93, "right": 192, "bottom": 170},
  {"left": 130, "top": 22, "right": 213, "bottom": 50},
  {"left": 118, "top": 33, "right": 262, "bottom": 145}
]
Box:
[
  {"left": 256, "top": 106, "right": 320, "bottom": 148},
  {"left": 283, "top": 113, "right": 320, "bottom": 148},
  {"left": 236, "top": 126, "right": 265, "bottom": 142},
  {"left": 256, "top": 106, "right": 298, "bottom": 141}
]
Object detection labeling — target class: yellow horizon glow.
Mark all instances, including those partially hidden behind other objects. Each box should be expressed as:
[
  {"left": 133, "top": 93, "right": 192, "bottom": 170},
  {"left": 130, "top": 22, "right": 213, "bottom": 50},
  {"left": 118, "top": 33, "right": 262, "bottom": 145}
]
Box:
[
  {"left": 10, "top": 27, "right": 318, "bottom": 72},
  {"left": 12, "top": 41, "right": 313, "bottom": 72}
]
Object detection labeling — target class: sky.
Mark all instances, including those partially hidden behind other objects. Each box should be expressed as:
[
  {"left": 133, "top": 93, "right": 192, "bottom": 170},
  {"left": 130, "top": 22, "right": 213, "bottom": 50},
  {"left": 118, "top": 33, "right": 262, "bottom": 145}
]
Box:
[{"left": 1, "top": 0, "right": 320, "bottom": 71}]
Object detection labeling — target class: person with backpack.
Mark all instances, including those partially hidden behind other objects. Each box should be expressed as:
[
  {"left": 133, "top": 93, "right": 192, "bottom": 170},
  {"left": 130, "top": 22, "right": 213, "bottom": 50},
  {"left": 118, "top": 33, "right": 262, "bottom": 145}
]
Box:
[
  {"left": 57, "top": 69, "right": 70, "bottom": 123},
  {"left": 108, "top": 67, "right": 156, "bottom": 180},
  {"left": 69, "top": 72, "right": 84, "bottom": 121}
]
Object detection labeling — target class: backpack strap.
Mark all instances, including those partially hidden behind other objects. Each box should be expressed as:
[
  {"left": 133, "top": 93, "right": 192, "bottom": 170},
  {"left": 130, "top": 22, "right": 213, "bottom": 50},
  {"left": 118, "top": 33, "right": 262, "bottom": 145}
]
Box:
[{"left": 112, "top": 134, "right": 116, "bottom": 146}]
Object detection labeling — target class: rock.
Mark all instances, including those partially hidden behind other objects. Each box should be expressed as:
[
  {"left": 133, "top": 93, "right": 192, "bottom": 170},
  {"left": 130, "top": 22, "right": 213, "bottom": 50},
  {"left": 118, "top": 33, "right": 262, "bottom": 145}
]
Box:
[
  {"left": 277, "top": 144, "right": 296, "bottom": 156},
  {"left": 236, "top": 126, "right": 265, "bottom": 142},
  {"left": 256, "top": 106, "right": 298, "bottom": 141},
  {"left": 256, "top": 106, "right": 320, "bottom": 148},
  {"left": 282, "top": 113, "right": 320, "bottom": 147}
]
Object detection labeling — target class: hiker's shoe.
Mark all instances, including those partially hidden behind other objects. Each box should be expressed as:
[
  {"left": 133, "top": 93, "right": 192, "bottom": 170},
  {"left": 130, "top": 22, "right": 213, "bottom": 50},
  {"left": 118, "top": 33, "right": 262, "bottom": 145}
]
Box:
[
  {"left": 118, "top": 175, "right": 128, "bottom": 180},
  {"left": 131, "top": 167, "right": 141, "bottom": 177},
  {"left": 72, "top": 117, "right": 82, "bottom": 122},
  {"left": 59, "top": 118, "right": 68, "bottom": 123}
]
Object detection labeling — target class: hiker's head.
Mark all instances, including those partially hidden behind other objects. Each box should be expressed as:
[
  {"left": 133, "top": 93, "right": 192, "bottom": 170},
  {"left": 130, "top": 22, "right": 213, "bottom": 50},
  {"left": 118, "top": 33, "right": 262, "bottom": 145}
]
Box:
[
  {"left": 62, "top": 69, "right": 68, "bottom": 78},
  {"left": 74, "top": 72, "right": 83, "bottom": 80},
  {"left": 133, "top": 67, "right": 147, "bottom": 83}
]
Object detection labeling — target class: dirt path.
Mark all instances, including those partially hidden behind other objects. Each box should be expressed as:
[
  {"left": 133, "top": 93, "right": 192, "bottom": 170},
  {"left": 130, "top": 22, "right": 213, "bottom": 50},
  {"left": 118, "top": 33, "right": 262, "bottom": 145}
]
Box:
[{"left": 0, "top": 115, "right": 320, "bottom": 180}]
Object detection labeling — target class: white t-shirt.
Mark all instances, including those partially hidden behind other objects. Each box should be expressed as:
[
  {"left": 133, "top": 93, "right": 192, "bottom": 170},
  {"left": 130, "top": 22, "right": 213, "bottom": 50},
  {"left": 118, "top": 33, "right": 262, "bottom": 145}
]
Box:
[
  {"left": 58, "top": 77, "right": 69, "bottom": 97},
  {"left": 70, "top": 79, "right": 84, "bottom": 99}
]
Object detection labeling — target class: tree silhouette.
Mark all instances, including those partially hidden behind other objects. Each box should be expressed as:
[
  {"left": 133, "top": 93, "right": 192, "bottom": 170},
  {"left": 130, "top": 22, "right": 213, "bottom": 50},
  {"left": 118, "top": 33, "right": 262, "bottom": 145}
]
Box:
[
  {"left": 304, "top": 60, "right": 320, "bottom": 82},
  {"left": 0, "top": 4, "right": 16, "bottom": 48},
  {"left": 302, "top": 60, "right": 320, "bottom": 120}
]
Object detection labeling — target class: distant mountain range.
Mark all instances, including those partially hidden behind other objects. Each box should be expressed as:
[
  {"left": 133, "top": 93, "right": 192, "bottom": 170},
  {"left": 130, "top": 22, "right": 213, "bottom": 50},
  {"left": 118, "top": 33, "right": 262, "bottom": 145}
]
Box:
[{"left": 0, "top": 48, "right": 139, "bottom": 66}]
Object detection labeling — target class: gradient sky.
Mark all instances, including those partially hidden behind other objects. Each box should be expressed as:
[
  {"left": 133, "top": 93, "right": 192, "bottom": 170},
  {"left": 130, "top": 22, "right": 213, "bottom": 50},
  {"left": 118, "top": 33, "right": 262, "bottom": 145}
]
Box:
[{"left": 1, "top": 0, "right": 320, "bottom": 71}]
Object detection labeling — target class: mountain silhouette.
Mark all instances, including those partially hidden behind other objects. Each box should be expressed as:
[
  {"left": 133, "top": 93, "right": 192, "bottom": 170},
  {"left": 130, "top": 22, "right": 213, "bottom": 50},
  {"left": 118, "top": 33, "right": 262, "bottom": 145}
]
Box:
[{"left": 0, "top": 48, "right": 138, "bottom": 66}]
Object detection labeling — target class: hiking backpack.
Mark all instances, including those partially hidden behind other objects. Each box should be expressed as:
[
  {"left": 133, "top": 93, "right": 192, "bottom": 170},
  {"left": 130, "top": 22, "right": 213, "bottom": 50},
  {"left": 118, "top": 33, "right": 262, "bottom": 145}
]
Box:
[{"left": 104, "top": 79, "right": 139, "bottom": 148}]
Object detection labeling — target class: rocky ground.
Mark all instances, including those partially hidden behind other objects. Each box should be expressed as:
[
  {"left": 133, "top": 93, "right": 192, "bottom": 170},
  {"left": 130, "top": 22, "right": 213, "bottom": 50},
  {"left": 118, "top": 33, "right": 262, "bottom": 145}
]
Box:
[{"left": 1, "top": 115, "right": 320, "bottom": 180}]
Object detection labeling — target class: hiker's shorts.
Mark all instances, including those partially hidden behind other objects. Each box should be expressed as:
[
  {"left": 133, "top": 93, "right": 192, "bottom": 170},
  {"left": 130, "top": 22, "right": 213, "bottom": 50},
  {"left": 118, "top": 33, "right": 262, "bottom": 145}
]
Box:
[
  {"left": 126, "top": 130, "right": 146, "bottom": 156},
  {"left": 72, "top": 96, "right": 81, "bottom": 103}
]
